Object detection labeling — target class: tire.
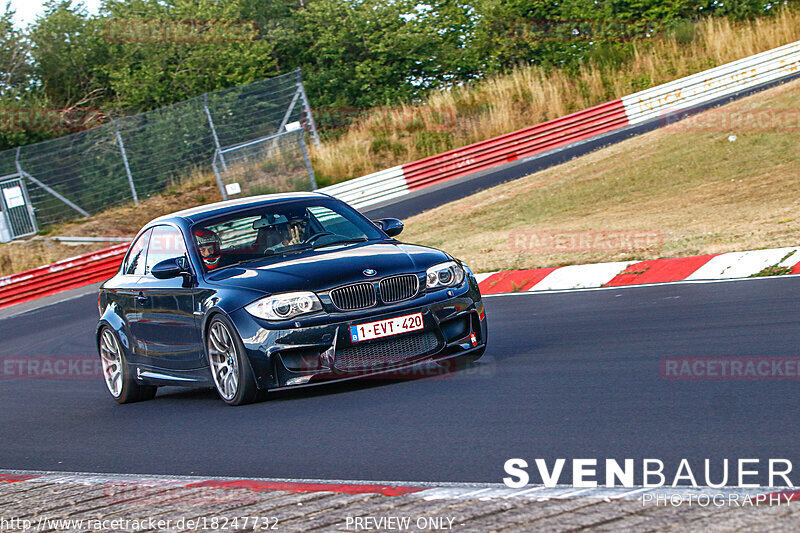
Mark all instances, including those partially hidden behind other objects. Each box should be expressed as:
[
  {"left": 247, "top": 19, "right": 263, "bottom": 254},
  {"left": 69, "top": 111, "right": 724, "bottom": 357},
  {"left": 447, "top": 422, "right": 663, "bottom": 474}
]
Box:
[
  {"left": 99, "top": 326, "right": 157, "bottom": 404},
  {"left": 436, "top": 347, "right": 485, "bottom": 371},
  {"left": 206, "top": 315, "right": 260, "bottom": 406}
]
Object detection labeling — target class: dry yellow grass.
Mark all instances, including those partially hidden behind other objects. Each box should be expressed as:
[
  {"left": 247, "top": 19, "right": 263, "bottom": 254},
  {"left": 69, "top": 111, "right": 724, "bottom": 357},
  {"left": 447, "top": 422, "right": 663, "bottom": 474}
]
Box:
[
  {"left": 401, "top": 78, "right": 800, "bottom": 273},
  {"left": 310, "top": 10, "right": 800, "bottom": 185}
]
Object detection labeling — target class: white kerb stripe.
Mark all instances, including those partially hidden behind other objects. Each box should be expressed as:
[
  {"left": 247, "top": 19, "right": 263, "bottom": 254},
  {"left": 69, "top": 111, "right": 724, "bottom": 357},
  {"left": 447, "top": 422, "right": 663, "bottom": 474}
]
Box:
[
  {"left": 473, "top": 272, "right": 498, "bottom": 284},
  {"left": 530, "top": 261, "right": 635, "bottom": 291},
  {"left": 685, "top": 247, "right": 800, "bottom": 280}
]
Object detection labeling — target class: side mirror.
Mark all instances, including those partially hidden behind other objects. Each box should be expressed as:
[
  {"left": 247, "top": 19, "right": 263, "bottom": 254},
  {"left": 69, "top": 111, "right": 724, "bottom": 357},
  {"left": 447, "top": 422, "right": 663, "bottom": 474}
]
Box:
[
  {"left": 152, "top": 257, "right": 189, "bottom": 280},
  {"left": 374, "top": 218, "right": 404, "bottom": 237}
]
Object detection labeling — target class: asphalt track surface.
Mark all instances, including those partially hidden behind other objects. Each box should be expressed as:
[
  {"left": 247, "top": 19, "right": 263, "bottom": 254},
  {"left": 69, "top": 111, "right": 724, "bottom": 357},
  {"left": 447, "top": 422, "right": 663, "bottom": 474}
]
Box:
[{"left": 1, "top": 276, "right": 799, "bottom": 486}]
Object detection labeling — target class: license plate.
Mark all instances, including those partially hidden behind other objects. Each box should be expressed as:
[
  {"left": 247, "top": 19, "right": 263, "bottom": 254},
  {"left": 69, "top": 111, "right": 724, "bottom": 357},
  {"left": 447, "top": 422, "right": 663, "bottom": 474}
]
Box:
[{"left": 349, "top": 312, "right": 424, "bottom": 342}]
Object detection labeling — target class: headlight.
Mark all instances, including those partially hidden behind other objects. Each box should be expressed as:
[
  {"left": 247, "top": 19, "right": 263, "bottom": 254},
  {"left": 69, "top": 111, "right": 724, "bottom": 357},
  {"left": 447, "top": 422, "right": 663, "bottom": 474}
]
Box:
[
  {"left": 245, "top": 292, "right": 322, "bottom": 320},
  {"left": 426, "top": 261, "right": 465, "bottom": 290}
]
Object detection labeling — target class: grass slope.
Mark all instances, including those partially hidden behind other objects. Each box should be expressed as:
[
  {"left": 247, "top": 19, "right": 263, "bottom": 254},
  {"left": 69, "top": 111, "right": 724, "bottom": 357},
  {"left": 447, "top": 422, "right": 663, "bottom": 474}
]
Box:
[
  {"left": 401, "top": 78, "right": 800, "bottom": 273},
  {"left": 310, "top": 10, "right": 800, "bottom": 186}
]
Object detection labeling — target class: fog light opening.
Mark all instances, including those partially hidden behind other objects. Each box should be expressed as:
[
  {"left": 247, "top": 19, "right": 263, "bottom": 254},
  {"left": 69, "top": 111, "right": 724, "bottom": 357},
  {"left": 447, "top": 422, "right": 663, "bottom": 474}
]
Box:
[{"left": 319, "top": 329, "right": 337, "bottom": 369}]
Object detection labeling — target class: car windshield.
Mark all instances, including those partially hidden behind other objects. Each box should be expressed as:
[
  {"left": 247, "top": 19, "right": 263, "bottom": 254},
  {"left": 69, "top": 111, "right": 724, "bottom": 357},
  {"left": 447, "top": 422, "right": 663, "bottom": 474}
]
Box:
[{"left": 192, "top": 199, "right": 385, "bottom": 271}]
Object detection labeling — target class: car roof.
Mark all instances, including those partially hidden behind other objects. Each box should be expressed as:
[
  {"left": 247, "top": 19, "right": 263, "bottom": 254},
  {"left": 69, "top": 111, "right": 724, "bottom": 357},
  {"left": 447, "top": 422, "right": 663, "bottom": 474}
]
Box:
[{"left": 148, "top": 192, "right": 333, "bottom": 226}]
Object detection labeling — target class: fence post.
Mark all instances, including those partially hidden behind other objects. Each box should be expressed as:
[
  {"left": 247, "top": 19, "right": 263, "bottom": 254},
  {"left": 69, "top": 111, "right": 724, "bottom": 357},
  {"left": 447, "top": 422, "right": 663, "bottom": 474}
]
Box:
[
  {"left": 277, "top": 89, "right": 301, "bottom": 135},
  {"left": 16, "top": 146, "right": 89, "bottom": 218},
  {"left": 298, "top": 132, "right": 317, "bottom": 190},
  {"left": 212, "top": 150, "right": 229, "bottom": 201},
  {"left": 296, "top": 69, "right": 321, "bottom": 147},
  {"left": 115, "top": 119, "right": 139, "bottom": 205},
  {"left": 204, "top": 93, "right": 227, "bottom": 172}
]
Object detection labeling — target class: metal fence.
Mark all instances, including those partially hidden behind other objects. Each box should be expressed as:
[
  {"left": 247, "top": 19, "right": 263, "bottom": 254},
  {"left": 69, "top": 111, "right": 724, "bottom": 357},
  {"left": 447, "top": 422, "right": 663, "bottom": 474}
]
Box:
[
  {"left": 0, "top": 69, "right": 319, "bottom": 235},
  {"left": 213, "top": 129, "right": 317, "bottom": 201}
]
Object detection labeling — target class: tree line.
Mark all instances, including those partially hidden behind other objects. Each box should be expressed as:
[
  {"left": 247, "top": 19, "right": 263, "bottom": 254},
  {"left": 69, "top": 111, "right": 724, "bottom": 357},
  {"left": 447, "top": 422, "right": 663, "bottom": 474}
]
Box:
[{"left": 0, "top": 0, "right": 790, "bottom": 150}]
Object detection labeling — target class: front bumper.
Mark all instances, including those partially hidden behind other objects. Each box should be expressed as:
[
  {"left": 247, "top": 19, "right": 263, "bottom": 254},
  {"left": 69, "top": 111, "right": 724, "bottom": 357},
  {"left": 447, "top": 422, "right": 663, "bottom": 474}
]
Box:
[{"left": 229, "top": 275, "right": 487, "bottom": 390}]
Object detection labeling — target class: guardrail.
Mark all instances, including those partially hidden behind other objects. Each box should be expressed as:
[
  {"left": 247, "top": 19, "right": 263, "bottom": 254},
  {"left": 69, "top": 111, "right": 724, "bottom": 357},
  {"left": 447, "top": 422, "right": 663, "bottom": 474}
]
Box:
[
  {"left": 2, "top": 40, "right": 799, "bottom": 310},
  {"left": 0, "top": 244, "right": 127, "bottom": 309},
  {"left": 319, "top": 39, "right": 800, "bottom": 206}
]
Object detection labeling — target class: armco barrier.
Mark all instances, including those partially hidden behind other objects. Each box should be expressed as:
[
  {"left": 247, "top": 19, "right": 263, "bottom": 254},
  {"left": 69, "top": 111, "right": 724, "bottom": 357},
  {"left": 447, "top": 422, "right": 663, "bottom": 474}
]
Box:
[
  {"left": 0, "top": 243, "right": 128, "bottom": 309},
  {"left": 2, "top": 40, "right": 800, "bottom": 310},
  {"left": 319, "top": 165, "right": 407, "bottom": 211},
  {"left": 319, "top": 39, "right": 800, "bottom": 207},
  {"left": 401, "top": 100, "right": 628, "bottom": 190},
  {"left": 623, "top": 40, "right": 800, "bottom": 124}
]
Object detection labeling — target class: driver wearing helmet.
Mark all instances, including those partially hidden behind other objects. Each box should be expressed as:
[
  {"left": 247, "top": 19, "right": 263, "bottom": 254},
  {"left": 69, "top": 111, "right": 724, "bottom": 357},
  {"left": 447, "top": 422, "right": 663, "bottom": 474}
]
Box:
[{"left": 194, "top": 228, "right": 222, "bottom": 270}]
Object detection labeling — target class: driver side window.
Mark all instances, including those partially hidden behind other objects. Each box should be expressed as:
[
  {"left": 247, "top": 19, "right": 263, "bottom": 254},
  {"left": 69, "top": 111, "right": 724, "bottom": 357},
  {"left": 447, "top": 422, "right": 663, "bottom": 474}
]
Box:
[{"left": 145, "top": 226, "right": 187, "bottom": 276}]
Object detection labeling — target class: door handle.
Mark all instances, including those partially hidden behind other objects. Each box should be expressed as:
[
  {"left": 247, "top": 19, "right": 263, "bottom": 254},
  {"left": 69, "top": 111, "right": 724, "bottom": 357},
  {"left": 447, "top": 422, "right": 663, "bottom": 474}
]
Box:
[{"left": 136, "top": 292, "right": 148, "bottom": 305}]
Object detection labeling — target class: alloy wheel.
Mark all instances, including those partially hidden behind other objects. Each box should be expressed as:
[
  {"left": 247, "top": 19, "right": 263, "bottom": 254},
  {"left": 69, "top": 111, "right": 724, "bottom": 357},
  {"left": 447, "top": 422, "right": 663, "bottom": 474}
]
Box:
[
  {"left": 99, "top": 329, "right": 123, "bottom": 397},
  {"left": 208, "top": 321, "right": 240, "bottom": 401}
]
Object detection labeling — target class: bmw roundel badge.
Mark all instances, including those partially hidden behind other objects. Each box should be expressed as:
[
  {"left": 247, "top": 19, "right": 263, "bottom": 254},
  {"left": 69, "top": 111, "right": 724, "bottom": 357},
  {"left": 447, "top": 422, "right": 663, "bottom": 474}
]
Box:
[{"left": 363, "top": 268, "right": 377, "bottom": 277}]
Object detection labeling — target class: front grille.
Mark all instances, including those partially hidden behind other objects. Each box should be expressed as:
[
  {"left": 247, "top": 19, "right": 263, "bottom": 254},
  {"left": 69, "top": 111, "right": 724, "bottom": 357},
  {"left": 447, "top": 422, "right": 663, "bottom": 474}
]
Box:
[
  {"left": 379, "top": 274, "right": 419, "bottom": 303},
  {"left": 335, "top": 331, "right": 440, "bottom": 372},
  {"left": 330, "top": 282, "right": 377, "bottom": 310}
]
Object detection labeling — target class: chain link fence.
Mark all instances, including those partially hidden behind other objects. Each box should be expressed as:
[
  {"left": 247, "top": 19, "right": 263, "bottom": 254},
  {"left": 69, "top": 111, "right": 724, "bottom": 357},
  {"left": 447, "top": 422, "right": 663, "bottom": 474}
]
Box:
[
  {"left": 213, "top": 129, "right": 317, "bottom": 200},
  {"left": 0, "top": 69, "right": 319, "bottom": 236}
]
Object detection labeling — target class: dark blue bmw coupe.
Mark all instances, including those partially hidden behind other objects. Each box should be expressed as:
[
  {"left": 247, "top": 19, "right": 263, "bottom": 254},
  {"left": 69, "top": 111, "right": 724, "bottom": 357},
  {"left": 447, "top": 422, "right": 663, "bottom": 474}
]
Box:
[{"left": 96, "top": 192, "right": 487, "bottom": 405}]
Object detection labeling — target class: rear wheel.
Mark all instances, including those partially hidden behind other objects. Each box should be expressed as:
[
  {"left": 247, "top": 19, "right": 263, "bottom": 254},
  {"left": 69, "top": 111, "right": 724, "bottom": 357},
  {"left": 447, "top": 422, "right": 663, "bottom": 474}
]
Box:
[
  {"left": 99, "top": 327, "right": 157, "bottom": 404},
  {"left": 206, "top": 316, "right": 259, "bottom": 406}
]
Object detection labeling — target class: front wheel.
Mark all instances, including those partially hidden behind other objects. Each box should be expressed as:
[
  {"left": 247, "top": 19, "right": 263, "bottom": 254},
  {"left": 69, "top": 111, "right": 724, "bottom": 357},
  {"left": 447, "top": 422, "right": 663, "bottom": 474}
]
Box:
[
  {"left": 206, "top": 316, "right": 259, "bottom": 406},
  {"left": 99, "top": 327, "right": 157, "bottom": 404}
]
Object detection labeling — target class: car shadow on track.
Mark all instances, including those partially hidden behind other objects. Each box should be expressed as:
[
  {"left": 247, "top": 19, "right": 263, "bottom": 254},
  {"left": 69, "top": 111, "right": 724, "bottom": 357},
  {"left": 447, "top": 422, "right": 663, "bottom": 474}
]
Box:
[{"left": 152, "top": 360, "right": 489, "bottom": 404}]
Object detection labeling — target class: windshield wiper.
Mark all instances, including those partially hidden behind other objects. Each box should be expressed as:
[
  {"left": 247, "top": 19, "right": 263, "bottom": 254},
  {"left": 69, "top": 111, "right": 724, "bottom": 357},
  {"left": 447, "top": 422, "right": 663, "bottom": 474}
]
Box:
[{"left": 217, "top": 253, "right": 274, "bottom": 270}]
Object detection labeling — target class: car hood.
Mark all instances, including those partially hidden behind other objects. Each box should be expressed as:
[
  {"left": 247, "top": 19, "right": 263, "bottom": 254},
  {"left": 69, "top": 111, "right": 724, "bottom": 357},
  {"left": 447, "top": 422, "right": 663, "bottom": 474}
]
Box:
[{"left": 204, "top": 241, "right": 451, "bottom": 294}]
